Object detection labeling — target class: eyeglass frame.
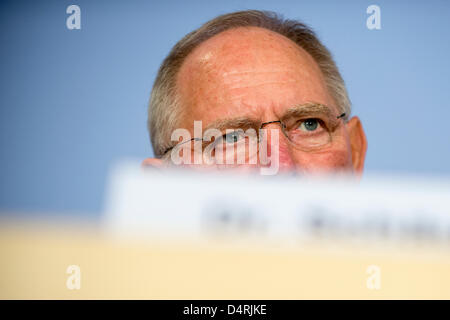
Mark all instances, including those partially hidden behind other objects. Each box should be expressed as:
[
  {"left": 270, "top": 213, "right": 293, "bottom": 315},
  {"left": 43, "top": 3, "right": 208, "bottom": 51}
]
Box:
[{"left": 161, "top": 112, "right": 347, "bottom": 158}]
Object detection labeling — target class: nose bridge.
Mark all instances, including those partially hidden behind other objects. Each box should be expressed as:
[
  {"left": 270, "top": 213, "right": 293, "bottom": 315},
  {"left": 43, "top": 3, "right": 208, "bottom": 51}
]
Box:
[
  {"left": 260, "top": 120, "right": 287, "bottom": 142},
  {"left": 260, "top": 120, "right": 284, "bottom": 131},
  {"left": 259, "top": 120, "right": 295, "bottom": 171}
]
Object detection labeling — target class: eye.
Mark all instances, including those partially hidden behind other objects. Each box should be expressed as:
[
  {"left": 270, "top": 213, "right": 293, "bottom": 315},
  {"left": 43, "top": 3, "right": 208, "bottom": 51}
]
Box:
[
  {"left": 298, "top": 118, "right": 320, "bottom": 131},
  {"left": 223, "top": 131, "right": 244, "bottom": 144}
]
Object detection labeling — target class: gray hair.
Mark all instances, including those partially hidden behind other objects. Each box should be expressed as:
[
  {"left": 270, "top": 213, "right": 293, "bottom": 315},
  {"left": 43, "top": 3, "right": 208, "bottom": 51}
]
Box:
[{"left": 148, "top": 10, "right": 351, "bottom": 157}]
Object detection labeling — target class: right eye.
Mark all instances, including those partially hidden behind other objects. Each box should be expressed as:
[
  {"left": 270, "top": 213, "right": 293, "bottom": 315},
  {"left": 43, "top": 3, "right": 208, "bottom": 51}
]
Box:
[{"left": 223, "top": 131, "right": 245, "bottom": 144}]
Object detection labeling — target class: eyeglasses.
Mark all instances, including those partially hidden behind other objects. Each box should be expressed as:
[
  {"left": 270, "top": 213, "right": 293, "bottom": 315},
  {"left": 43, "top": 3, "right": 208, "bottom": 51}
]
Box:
[{"left": 162, "top": 104, "right": 346, "bottom": 165}]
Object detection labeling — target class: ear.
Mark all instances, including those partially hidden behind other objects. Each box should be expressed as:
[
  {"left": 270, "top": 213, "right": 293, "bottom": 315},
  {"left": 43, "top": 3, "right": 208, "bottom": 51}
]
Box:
[
  {"left": 346, "top": 116, "right": 368, "bottom": 175},
  {"left": 142, "top": 157, "right": 165, "bottom": 169}
]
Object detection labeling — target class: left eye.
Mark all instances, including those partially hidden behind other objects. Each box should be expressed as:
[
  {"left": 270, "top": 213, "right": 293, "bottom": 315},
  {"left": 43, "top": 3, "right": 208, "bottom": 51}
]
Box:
[{"left": 298, "top": 118, "right": 319, "bottom": 131}]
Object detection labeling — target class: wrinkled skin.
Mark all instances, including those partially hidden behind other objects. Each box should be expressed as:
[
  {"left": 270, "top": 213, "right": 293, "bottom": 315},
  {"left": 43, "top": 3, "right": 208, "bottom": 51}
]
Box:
[{"left": 144, "top": 27, "right": 367, "bottom": 176}]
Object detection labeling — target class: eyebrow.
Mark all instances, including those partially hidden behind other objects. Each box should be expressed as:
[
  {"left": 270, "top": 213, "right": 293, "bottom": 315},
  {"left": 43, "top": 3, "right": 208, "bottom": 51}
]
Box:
[
  {"left": 202, "top": 102, "right": 338, "bottom": 132},
  {"left": 281, "top": 102, "right": 334, "bottom": 120},
  {"left": 281, "top": 102, "right": 340, "bottom": 129},
  {"left": 203, "top": 117, "right": 262, "bottom": 132}
]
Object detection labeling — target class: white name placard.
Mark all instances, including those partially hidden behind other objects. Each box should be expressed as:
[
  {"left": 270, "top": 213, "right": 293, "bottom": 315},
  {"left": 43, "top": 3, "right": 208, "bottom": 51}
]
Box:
[{"left": 103, "top": 161, "right": 450, "bottom": 245}]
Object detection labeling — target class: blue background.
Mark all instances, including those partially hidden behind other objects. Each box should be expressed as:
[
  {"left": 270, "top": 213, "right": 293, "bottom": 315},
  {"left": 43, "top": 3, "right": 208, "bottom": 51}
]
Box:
[{"left": 1, "top": 0, "right": 449, "bottom": 216}]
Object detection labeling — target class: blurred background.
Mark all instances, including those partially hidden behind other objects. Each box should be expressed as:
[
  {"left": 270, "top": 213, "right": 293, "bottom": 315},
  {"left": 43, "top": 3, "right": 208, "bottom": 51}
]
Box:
[{"left": 1, "top": 0, "right": 449, "bottom": 217}]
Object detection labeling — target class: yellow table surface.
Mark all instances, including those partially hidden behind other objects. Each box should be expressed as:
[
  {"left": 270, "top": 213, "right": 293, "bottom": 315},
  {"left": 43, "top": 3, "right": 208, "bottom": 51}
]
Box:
[{"left": 1, "top": 221, "right": 450, "bottom": 299}]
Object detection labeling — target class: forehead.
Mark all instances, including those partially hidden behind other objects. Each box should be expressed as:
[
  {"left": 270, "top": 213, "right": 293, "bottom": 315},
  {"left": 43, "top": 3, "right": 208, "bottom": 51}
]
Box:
[{"left": 176, "top": 27, "right": 335, "bottom": 127}]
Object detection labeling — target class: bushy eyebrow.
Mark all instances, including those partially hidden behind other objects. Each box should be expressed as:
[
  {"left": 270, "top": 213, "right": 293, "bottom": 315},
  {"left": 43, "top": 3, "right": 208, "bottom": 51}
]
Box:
[
  {"left": 204, "top": 117, "right": 262, "bottom": 132},
  {"left": 281, "top": 102, "right": 333, "bottom": 120},
  {"left": 280, "top": 102, "right": 339, "bottom": 128},
  {"left": 202, "top": 102, "right": 338, "bottom": 131}
]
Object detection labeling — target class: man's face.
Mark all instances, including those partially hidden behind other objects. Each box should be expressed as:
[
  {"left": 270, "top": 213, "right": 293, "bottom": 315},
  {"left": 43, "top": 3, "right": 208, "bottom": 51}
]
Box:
[{"left": 146, "top": 27, "right": 367, "bottom": 175}]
